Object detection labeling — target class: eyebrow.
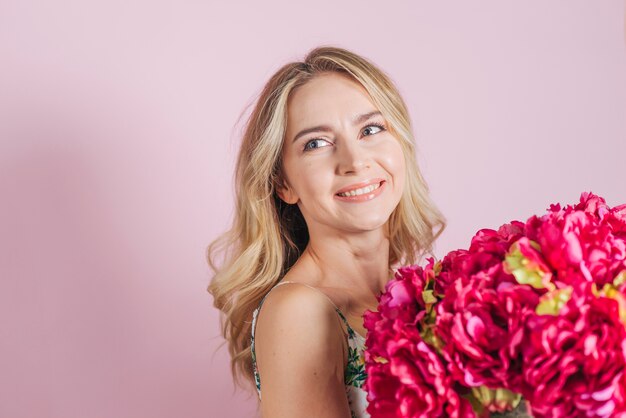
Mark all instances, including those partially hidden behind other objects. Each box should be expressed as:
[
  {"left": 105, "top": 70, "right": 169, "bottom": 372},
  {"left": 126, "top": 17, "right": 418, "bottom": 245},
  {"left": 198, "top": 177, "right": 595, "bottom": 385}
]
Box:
[{"left": 291, "top": 110, "right": 383, "bottom": 143}]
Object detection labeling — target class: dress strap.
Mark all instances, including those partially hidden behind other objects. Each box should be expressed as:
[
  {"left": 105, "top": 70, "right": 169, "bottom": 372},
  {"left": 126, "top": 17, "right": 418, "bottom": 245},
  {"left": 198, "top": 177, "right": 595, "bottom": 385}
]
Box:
[
  {"left": 285, "top": 282, "right": 358, "bottom": 339},
  {"left": 254, "top": 281, "right": 352, "bottom": 332},
  {"left": 255, "top": 281, "right": 298, "bottom": 311},
  {"left": 281, "top": 281, "right": 341, "bottom": 309}
]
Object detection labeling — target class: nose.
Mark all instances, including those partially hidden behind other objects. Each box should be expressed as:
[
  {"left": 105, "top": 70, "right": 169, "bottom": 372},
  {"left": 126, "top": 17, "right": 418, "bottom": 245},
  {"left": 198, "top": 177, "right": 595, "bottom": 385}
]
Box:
[{"left": 336, "top": 137, "right": 370, "bottom": 175}]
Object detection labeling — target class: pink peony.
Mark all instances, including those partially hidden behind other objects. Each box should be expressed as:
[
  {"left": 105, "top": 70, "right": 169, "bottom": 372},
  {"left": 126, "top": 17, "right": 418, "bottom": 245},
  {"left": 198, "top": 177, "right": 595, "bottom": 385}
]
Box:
[
  {"left": 364, "top": 262, "right": 476, "bottom": 417},
  {"left": 575, "top": 191, "right": 611, "bottom": 220},
  {"left": 435, "top": 274, "right": 539, "bottom": 391},
  {"left": 436, "top": 222, "right": 525, "bottom": 290},
  {"left": 524, "top": 193, "right": 626, "bottom": 289},
  {"left": 374, "top": 262, "right": 435, "bottom": 326},
  {"left": 605, "top": 204, "right": 626, "bottom": 239},
  {"left": 363, "top": 192, "right": 626, "bottom": 417},
  {"left": 363, "top": 323, "right": 474, "bottom": 418},
  {"left": 522, "top": 293, "right": 626, "bottom": 417}
]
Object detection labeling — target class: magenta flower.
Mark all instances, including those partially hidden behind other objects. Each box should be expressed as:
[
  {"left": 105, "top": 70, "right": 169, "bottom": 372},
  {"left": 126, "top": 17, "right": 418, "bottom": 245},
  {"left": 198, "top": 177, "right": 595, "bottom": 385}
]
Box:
[
  {"left": 521, "top": 293, "right": 626, "bottom": 417},
  {"left": 435, "top": 274, "right": 539, "bottom": 391},
  {"left": 524, "top": 193, "right": 626, "bottom": 289},
  {"left": 363, "top": 192, "right": 626, "bottom": 417},
  {"left": 605, "top": 203, "right": 626, "bottom": 239},
  {"left": 363, "top": 323, "right": 474, "bottom": 418},
  {"left": 374, "top": 262, "right": 434, "bottom": 326}
]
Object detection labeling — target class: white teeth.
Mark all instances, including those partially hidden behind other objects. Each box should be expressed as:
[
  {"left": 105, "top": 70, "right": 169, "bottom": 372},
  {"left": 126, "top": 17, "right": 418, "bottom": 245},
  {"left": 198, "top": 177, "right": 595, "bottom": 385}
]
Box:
[{"left": 338, "top": 182, "right": 381, "bottom": 197}]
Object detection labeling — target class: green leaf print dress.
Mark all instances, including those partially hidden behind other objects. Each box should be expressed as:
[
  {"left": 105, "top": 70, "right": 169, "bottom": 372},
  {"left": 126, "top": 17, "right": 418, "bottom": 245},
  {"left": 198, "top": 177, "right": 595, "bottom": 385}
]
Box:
[{"left": 250, "top": 281, "right": 370, "bottom": 418}]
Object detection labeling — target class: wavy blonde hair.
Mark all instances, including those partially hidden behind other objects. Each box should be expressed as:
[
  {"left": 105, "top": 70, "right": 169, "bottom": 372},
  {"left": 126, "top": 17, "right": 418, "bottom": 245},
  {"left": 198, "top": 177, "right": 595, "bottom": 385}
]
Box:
[{"left": 207, "top": 45, "right": 446, "bottom": 394}]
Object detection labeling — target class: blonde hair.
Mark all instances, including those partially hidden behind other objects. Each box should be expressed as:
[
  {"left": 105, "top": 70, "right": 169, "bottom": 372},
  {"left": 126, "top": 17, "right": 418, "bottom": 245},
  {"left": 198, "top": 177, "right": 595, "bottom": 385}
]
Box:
[{"left": 206, "top": 45, "right": 446, "bottom": 394}]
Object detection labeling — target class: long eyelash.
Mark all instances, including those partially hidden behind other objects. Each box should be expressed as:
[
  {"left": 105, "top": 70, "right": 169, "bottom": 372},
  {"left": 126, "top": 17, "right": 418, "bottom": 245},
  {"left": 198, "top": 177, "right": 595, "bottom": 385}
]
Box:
[
  {"left": 302, "top": 138, "right": 330, "bottom": 152},
  {"left": 365, "top": 122, "right": 387, "bottom": 133},
  {"left": 302, "top": 122, "right": 387, "bottom": 152}
]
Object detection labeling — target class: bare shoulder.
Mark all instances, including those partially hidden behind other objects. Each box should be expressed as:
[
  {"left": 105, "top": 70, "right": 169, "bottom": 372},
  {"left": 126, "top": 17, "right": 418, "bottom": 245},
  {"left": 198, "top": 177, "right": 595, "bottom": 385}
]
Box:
[
  {"left": 254, "top": 283, "right": 351, "bottom": 418},
  {"left": 255, "top": 283, "right": 346, "bottom": 355}
]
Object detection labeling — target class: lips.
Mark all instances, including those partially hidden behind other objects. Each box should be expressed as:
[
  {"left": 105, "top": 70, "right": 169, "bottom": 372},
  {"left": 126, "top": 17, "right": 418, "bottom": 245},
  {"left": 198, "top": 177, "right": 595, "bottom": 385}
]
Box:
[{"left": 335, "top": 178, "right": 385, "bottom": 195}]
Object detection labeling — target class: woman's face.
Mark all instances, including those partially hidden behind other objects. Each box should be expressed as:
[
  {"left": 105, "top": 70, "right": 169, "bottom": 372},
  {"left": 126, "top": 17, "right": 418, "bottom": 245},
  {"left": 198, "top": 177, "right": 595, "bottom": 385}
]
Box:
[{"left": 278, "top": 72, "right": 406, "bottom": 236}]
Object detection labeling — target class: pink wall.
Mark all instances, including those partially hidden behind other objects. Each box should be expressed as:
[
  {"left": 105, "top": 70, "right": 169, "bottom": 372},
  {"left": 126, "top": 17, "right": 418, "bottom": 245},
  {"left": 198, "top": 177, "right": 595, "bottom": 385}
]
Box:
[{"left": 0, "top": 1, "right": 624, "bottom": 417}]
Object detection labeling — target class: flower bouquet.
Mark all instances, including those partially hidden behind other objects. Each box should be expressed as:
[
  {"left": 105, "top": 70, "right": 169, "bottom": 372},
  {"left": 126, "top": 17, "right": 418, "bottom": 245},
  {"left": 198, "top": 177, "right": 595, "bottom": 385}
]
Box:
[{"left": 363, "top": 192, "right": 626, "bottom": 418}]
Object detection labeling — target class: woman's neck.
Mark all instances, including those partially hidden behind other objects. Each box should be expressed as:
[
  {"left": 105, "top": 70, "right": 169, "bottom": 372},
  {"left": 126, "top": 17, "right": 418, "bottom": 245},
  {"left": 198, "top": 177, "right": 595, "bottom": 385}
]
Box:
[{"left": 296, "top": 230, "right": 392, "bottom": 307}]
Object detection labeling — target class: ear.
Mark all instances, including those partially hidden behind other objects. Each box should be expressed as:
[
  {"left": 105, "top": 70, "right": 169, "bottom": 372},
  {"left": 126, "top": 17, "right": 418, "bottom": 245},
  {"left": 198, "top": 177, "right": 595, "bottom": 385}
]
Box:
[{"left": 276, "top": 180, "right": 299, "bottom": 205}]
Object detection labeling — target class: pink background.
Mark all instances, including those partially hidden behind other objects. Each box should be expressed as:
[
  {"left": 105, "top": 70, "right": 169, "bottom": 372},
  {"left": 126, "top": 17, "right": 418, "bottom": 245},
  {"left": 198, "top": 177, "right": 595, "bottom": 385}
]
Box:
[{"left": 1, "top": 1, "right": 624, "bottom": 417}]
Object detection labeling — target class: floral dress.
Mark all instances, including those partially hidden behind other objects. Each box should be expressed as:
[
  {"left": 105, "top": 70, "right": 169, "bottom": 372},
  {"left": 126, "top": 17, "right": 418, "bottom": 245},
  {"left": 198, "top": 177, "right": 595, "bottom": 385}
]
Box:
[{"left": 250, "top": 281, "right": 370, "bottom": 418}]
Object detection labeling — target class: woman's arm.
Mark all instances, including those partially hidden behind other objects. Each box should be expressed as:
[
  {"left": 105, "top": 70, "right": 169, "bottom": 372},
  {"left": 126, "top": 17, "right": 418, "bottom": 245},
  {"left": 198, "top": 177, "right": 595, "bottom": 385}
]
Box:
[{"left": 254, "top": 284, "right": 352, "bottom": 418}]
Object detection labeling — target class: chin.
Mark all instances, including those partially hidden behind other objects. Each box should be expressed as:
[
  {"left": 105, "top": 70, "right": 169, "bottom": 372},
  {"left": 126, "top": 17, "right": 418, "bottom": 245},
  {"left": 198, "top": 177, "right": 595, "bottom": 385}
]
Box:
[{"left": 348, "top": 216, "right": 391, "bottom": 232}]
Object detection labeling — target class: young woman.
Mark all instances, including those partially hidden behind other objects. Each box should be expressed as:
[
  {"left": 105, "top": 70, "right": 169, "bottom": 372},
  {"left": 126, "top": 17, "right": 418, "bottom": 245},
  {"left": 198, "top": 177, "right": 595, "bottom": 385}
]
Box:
[{"left": 207, "top": 46, "right": 446, "bottom": 418}]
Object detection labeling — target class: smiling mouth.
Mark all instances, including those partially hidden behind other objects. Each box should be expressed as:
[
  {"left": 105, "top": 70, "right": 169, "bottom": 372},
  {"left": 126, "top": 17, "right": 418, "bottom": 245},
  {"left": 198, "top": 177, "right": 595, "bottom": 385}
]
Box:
[{"left": 336, "top": 181, "right": 384, "bottom": 197}]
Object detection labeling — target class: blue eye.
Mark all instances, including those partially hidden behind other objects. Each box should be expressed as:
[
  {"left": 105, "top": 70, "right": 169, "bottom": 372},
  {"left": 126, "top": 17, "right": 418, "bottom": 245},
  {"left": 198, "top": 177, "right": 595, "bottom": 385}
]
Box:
[
  {"left": 363, "top": 123, "right": 386, "bottom": 136},
  {"left": 302, "top": 122, "right": 387, "bottom": 152},
  {"left": 303, "top": 138, "right": 331, "bottom": 151}
]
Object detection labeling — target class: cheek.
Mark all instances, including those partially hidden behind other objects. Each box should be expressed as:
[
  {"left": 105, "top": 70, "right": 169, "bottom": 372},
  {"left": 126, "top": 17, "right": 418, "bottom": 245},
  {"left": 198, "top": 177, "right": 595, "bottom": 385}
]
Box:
[
  {"left": 285, "top": 158, "right": 334, "bottom": 196},
  {"left": 380, "top": 142, "right": 406, "bottom": 181},
  {"left": 381, "top": 143, "right": 406, "bottom": 202}
]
